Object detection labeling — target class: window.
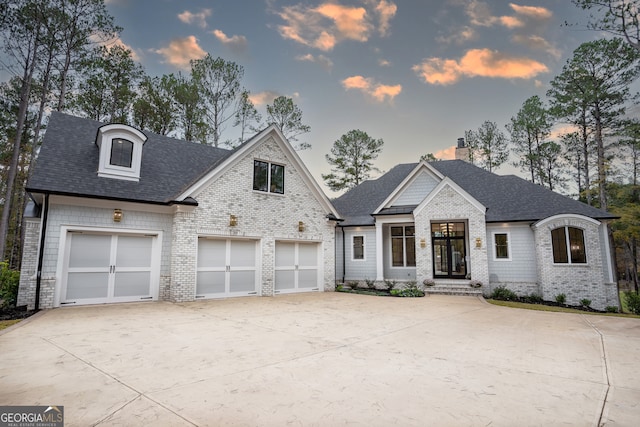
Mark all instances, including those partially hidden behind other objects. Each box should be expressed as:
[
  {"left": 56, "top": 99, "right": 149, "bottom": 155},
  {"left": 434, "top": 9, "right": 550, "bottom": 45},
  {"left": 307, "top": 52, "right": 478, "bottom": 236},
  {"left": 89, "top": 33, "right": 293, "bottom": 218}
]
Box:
[
  {"left": 110, "top": 138, "right": 133, "bottom": 167},
  {"left": 391, "top": 226, "right": 415, "bottom": 267},
  {"left": 551, "top": 226, "right": 586, "bottom": 264},
  {"left": 494, "top": 233, "right": 510, "bottom": 260},
  {"left": 253, "top": 160, "right": 284, "bottom": 194},
  {"left": 352, "top": 236, "right": 365, "bottom": 260}
]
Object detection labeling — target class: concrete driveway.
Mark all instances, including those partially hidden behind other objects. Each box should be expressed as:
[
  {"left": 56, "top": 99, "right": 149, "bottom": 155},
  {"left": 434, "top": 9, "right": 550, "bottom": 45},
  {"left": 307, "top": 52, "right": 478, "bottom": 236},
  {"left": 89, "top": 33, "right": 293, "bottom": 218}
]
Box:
[{"left": 1, "top": 293, "right": 639, "bottom": 426}]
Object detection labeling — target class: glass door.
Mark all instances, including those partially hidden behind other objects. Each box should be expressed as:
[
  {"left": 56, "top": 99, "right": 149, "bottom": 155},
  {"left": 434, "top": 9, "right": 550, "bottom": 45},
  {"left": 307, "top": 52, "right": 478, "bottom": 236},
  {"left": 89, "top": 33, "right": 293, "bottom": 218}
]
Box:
[{"left": 431, "top": 222, "right": 467, "bottom": 279}]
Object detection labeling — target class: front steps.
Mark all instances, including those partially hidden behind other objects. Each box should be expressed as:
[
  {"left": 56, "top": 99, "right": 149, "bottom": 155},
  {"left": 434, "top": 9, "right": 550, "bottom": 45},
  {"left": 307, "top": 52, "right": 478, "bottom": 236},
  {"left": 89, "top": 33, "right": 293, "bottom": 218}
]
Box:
[{"left": 424, "top": 284, "right": 483, "bottom": 297}]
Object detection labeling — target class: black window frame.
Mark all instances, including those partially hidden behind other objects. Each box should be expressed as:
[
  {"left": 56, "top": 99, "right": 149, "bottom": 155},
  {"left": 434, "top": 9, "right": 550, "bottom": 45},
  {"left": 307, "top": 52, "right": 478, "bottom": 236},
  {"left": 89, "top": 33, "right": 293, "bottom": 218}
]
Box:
[
  {"left": 551, "top": 226, "right": 586, "bottom": 264},
  {"left": 253, "top": 160, "right": 284, "bottom": 194},
  {"left": 110, "top": 138, "right": 134, "bottom": 168},
  {"left": 391, "top": 226, "right": 416, "bottom": 267},
  {"left": 352, "top": 235, "right": 365, "bottom": 260}
]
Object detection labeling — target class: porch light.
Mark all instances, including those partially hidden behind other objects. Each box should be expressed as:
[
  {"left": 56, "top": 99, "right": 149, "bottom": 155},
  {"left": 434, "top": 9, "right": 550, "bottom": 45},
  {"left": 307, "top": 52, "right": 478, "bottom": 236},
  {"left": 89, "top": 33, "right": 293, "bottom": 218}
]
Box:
[
  {"left": 475, "top": 237, "right": 482, "bottom": 248},
  {"left": 113, "top": 209, "right": 123, "bottom": 222},
  {"left": 420, "top": 238, "right": 426, "bottom": 248},
  {"left": 229, "top": 215, "right": 238, "bottom": 227},
  {"left": 298, "top": 221, "right": 305, "bottom": 232}
]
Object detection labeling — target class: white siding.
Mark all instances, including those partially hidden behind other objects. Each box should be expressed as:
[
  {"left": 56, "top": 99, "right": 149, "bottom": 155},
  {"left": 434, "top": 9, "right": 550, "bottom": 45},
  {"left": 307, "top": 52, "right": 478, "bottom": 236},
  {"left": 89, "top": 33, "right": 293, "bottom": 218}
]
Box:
[
  {"left": 338, "top": 227, "right": 377, "bottom": 281},
  {"left": 393, "top": 170, "right": 439, "bottom": 206},
  {"left": 486, "top": 223, "right": 537, "bottom": 283}
]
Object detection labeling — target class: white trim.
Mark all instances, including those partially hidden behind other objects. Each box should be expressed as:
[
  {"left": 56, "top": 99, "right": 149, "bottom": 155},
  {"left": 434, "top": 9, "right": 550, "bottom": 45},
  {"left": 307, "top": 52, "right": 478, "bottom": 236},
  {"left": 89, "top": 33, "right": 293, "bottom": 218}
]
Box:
[
  {"left": 373, "top": 162, "right": 444, "bottom": 214},
  {"left": 414, "top": 177, "right": 486, "bottom": 216},
  {"left": 177, "top": 125, "right": 339, "bottom": 218},
  {"left": 96, "top": 124, "right": 147, "bottom": 182},
  {"left": 491, "top": 231, "right": 512, "bottom": 261},
  {"left": 56, "top": 225, "right": 162, "bottom": 307},
  {"left": 602, "top": 223, "right": 615, "bottom": 283},
  {"left": 351, "top": 234, "right": 366, "bottom": 261},
  {"left": 532, "top": 213, "right": 601, "bottom": 229},
  {"left": 375, "top": 222, "right": 384, "bottom": 280},
  {"left": 47, "top": 194, "right": 187, "bottom": 214}
]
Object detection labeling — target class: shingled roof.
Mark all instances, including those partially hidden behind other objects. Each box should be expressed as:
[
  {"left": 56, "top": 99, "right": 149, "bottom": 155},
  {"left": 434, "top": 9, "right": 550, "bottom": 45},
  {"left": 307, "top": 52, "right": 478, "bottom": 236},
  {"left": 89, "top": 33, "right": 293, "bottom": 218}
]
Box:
[
  {"left": 27, "top": 112, "right": 234, "bottom": 205},
  {"left": 333, "top": 160, "right": 617, "bottom": 226}
]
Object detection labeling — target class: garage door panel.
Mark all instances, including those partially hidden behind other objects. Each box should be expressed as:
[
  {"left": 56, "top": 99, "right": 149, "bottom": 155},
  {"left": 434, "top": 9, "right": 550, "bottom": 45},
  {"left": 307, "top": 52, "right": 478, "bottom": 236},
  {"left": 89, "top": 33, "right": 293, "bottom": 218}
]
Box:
[
  {"left": 68, "top": 234, "right": 111, "bottom": 268},
  {"left": 298, "top": 244, "right": 317, "bottom": 267},
  {"left": 66, "top": 272, "right": 110, "bottom": 299},
  {"left": 114, "top": 272, "right": 151, "bottom": 297},
  {"left": 198, "top": 239, "right": 226, "bottom": 268},
  {"left": 196, "top": 271, "right": 226, "bottom": 294},
  {"left": 116, "top": 236, "right": 152, "bottom": 267},
  {"left": 298, "top": 270, "right": 318, "bottom": 288},
  {"left": 275, "top": 242, "right": 295, "bottom": 267},
  {"left": 275, "top": 270, "right": 295, "bottom": 290},
  {"left": 229, "top": 271, "right": 256, "bottom": 293},
  {"left": 230, "top": 240, "right": 256, "bottom": 267}
]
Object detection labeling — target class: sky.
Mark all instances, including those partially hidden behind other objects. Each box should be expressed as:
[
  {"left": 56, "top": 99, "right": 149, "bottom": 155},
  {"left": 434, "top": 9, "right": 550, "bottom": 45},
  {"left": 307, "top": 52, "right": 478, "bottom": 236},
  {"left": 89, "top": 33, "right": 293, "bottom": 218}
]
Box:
[{"left": 25, "top": 1, "right": 619, "bottom": 195}]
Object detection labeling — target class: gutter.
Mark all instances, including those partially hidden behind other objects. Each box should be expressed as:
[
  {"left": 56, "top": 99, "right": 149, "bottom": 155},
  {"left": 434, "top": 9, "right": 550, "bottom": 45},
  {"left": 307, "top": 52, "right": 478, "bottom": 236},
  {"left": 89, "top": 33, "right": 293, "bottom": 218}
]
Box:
[{"left": 34, "top": 193, "right": 49, "bottom": 311}]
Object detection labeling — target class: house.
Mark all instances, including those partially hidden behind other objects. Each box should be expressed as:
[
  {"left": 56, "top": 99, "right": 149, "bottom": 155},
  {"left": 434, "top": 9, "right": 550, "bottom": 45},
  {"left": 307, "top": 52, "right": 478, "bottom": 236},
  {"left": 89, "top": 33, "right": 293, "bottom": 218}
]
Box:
[
  {"left": 332, "top": 157, "right": 620, "bottom": 311},
  {"left": 17, "top": 112, "right": 339, "bottom": 309}
]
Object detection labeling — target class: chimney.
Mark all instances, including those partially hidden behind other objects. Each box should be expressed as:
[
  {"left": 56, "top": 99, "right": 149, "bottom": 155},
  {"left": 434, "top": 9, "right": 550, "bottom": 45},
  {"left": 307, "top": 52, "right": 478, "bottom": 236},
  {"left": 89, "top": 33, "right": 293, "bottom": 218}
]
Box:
[{"left": 455, "top": 137, "right": 469, "bottom": 162}]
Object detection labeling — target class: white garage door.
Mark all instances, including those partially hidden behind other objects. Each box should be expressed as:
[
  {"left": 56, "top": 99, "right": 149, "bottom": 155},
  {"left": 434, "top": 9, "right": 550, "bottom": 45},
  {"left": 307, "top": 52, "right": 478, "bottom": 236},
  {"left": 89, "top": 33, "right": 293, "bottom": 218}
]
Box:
[
  {"left": 196, "top": 238, "right": 258, "bottom": 298},
  {"left": 62, "top": 232, "right": 158, "bottom": 306},
  {"left": 275, "top": 241, "right": 320, "bottom": 293}
]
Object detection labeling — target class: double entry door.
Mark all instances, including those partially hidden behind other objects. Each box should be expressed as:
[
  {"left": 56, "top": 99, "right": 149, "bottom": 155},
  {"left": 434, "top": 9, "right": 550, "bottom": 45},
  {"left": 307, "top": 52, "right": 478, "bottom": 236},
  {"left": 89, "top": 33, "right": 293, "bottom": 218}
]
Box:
[{"left": 62, "top": 231, "right": 157, "bottom": 305}]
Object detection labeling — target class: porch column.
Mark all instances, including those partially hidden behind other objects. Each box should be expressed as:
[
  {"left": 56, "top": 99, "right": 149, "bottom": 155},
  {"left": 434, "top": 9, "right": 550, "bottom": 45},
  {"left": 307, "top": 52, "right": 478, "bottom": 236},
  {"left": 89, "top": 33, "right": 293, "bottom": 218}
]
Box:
[{"left": 375, "top": 221, "right": 384, "bottom": 281}]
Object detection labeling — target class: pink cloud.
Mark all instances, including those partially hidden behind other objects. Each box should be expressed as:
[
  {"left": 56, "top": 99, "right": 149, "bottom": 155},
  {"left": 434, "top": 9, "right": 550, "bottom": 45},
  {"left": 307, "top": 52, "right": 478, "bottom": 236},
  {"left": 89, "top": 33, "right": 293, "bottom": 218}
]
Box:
[
  {"left": 178, "top": 9, "right": 212, "bottom": 28},
  {"left": 342, "top": 75, "right": 402, "bottom": 102},
  {"left": 212, "top": 29, "right": 248, "bottom": 51},
  {"left": 154, "top": 36, "right": 206, "bottom": 69}
]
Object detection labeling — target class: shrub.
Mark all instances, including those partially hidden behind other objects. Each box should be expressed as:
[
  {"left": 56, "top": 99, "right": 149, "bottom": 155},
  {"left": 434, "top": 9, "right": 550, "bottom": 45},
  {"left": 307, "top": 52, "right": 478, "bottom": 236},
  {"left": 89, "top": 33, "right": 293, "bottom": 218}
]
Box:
[
  {"left": 605, "top": 306, "right": 619, "bottom": 313},
  {"left": 384, "top": 279, "right": 397, "bottom": 291},
  {"left": 623, "top": 291, "right": 640, "bottom": 315},
  {"left": 365, "top": 278, "right": 376, "bottom": 290},
  {"left": 0, "top": 262, "right": 20, "bottom": 309},
  {"left": 392, "top": 281, "right": 425, "bottom": 297},
  {"left": 555, "top": 293, "right": 566, "bottom": 305},
  {"left": 527, "top": 293, "right": 543, "bottom": 304},
  {"left": 490, "top": 286, "right": 518, "bottom": 301},
  {"left": 347, "top": 281, "right": 359, "bottom": 289},
  {"left": 580, "top": 298, "right": 592, "bottom": 308}
]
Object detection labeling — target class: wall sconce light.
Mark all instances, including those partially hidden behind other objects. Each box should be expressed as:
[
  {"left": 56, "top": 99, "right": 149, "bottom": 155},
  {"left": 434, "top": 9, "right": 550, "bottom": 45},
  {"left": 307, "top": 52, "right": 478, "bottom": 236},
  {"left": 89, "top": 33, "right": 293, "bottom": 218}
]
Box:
[
  {"left": 113, "top": 209, "right": 123, "bottom": 222},
  {"left": 298, "top": 221, "right": 305, "bottom": 232},
  {"left": 420, "top": 238, "right": 426, "bottom": 248},
  {"left": 475, "top": 237, "right": 482, "bottom": 248},
  {"left": 229, "top": 215, "right": 238, "bottom": 227}
]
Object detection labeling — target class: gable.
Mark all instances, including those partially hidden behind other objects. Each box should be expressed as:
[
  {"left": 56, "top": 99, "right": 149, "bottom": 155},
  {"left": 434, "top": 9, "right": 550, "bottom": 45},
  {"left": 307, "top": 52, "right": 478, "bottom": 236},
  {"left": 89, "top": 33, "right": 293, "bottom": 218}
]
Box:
[
  {"left": 374, "top": 162, "right": 444, "bottom": 214},
  {"left": 178, "top": 125, "right": 338, "bottom": 218},
  {"left": 414, "top": 177, "right": 486, "bottom": 217}
]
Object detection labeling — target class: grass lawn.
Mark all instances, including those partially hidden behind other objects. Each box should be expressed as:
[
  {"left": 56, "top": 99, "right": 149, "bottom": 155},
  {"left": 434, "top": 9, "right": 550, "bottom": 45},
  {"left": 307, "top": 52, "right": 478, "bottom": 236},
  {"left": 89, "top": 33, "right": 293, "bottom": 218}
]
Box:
[
  {"left": 0, "top": 319, "right": 21, "bottom": 331},
  {"left": 487, "top": 299, "right": 640, "bottom": 319}
]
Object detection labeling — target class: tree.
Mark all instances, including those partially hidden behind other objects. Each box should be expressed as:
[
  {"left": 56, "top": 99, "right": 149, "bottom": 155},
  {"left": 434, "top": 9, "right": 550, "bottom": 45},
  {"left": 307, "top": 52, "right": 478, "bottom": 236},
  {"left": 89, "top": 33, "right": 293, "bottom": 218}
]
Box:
[
  {"left": 465, "top": 121, "right": 509, "bottom": 172},
  {"left": 133, "top": 74, "right": 177, "bottom": 135},
  {"left": 74, "top": 44, "right": 143, "bottom": 123},
  {"left": 572, "top": 0, "right": 640, "bottom": 52},
  {"left": 420, "top": 153, "right": 439, "bottom": 162},
  {"left": 266, "top": 96, "right": 311, "bottom": 150},
  {"left": 322, "top": 129, "right": 384, "bottom": 192},
  {"left": 506, "top": 96, "right": 552, "bottom": 184},
  {"left": 537, "top": 141, "right": 566, "bottom": 191},
  {"left": 190, "top": 54, "right": 244, "bottom": 147},
  {"left": 609, "top": 183, "right": 640, "bottom": 291},
  {"left": 618, "top": 119, "right": 640, "bottom": 185},
  {"left": 547, "top": 38, "right": 640, "bottom": 211},
  {"left": 170, "top": 72, "right": 206, "bottom": 143},
  {"left": 234, "top": 90, "right": 262, "bottom": 146}
]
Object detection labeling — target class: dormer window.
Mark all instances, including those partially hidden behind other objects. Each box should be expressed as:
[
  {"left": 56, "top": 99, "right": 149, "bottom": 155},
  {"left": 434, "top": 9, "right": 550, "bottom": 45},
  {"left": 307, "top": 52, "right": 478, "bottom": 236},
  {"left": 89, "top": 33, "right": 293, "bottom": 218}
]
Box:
[
  {"left": 110, "top": 138, "right": 134, "bottom": 167},
  {"left": 96, "top": 124, "right": 147, "bottom": 181}
]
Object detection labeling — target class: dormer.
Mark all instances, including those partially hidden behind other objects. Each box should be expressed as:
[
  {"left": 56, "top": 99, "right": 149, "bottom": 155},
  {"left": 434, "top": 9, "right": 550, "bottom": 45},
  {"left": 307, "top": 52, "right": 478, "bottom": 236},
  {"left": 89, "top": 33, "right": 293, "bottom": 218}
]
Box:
[{"left": 96, "top": 123, "right": 147, "bottom": 181}]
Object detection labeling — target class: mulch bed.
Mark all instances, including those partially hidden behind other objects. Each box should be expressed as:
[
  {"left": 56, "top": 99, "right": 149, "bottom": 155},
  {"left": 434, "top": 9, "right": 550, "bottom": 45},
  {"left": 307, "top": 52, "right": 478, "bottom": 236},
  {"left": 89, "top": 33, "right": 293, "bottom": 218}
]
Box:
[{"left": 0, "top": 306, "right": 37, "bottom": 321}]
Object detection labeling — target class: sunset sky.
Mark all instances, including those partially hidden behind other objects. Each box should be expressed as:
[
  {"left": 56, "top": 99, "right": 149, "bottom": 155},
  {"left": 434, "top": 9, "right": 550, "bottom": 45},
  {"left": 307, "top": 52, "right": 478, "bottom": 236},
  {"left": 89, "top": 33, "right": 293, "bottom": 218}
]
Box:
[{"left": 39, "top": 1, "right": 616, "bottom": 194}]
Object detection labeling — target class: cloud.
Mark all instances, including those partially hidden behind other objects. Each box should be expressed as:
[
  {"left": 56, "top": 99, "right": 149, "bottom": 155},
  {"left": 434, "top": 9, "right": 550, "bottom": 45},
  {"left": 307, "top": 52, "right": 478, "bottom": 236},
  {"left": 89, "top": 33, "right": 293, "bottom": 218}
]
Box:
[
  {"left": 412, "top": 48, "right": 548, "bottom": 85},
  {"left": 437, "top": 26, "right": 477, "bottom": 44},
  {"left": 249, "top": 91, "right": 280, "bottom": 106},
  {"left": 434, "top": 146, "right": 456, "bottom": 160},
  {"left": 342, "top": 75, "right": 402, "bottom": 102},
  {"left": 296, "top": 53, "right": 334, "bottom": 70},
  {"left": 511, "top": 34, "right": 561, "bottom": 59},
  {"left": 90, "top": 34, "right": 141, "bottom": 62},
  {"left": 178, "top": 9, "right": 212, "bottom": 29},
  {"left": 212, "top": 29, "right": 248, "bottom": 52},
  {"left": 276, "top": 1, "right": 396, "bottom": 51},
  {"left": 378, "top": 58, "right": 391, "bottom": 66},
  {"left": 154, "top": 36, "right": 206, "bottom": 69},
  {"left": 509, "top": 3, "right": 552, "bottom": 20},
  {"left": 465, "top": 0, "right": 523, "bottom": 28}
]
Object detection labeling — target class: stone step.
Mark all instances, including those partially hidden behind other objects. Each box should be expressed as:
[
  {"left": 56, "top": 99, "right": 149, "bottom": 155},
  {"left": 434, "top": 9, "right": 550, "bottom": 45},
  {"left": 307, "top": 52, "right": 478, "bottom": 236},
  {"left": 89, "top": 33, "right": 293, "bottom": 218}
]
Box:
[{"left": 424, "top": 285, "right": 483, "bottom": 296}]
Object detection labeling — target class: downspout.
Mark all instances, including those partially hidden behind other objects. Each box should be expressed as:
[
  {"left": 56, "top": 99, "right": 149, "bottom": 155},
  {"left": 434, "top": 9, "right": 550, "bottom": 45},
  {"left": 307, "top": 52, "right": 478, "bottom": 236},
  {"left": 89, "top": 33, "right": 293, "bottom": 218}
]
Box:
[
  {"left": 341, "top": 225, "right": 346, "bottom": 283},
  {"left": 34, "top": 193, "right": 49, "bottom": 311}
]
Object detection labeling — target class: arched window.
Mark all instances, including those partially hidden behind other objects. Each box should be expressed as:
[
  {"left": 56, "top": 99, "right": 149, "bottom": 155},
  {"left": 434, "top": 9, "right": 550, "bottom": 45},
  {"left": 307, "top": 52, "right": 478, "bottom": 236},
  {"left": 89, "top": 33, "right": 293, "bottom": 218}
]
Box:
[{"left": 551, "top": 226, "right": 586, "bottom": 264}]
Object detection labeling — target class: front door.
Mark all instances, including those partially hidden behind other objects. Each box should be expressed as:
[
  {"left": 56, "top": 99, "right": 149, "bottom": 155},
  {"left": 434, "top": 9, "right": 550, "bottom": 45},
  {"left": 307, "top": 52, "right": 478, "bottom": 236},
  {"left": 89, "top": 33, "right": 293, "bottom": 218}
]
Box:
[{"left": 431, "top": 222, "right": 467, "bottom": 278}]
